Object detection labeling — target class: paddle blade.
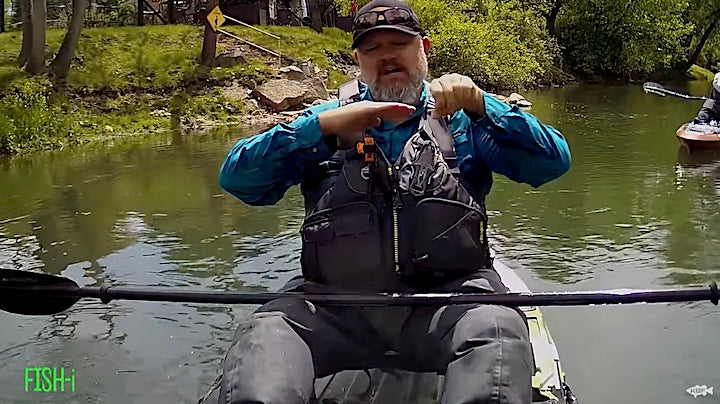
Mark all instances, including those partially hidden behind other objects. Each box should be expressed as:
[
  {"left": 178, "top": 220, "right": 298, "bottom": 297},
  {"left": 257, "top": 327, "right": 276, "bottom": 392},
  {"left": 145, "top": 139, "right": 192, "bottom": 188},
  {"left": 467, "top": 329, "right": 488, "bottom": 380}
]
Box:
[
  {"left": 643, "top": 82, "right": 667, "bottom": 97},
  {"left": 0, "top": 269, "right": 81, "bottom": 315}
]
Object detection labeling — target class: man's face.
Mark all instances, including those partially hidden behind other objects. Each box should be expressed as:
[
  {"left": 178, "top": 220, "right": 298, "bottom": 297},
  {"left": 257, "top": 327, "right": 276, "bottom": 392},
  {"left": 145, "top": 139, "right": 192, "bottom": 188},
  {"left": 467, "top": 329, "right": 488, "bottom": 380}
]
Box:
[{"left": 354, "top": 27, "right": 430, "bottom": 105}]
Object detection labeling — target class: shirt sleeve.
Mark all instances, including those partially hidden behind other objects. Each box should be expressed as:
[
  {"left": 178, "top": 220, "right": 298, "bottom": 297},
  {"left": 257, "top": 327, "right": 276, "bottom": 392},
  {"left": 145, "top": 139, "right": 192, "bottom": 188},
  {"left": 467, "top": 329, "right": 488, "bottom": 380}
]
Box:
[
  {"left": 218, "top": 101, "right": 339, "bottom": 205},
  {"left": 452, "top": 93, "right": 571, "bottom": 187}
]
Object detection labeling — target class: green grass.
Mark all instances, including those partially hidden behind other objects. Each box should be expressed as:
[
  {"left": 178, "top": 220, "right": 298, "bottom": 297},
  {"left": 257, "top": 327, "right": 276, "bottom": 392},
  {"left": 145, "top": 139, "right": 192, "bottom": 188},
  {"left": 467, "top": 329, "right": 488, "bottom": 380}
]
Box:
[
  {"left": 0, "top": 24, "right": 352, "bottom": 92},
  {"left": 221, "top": 25, "right": 353, "bottom": 88}
]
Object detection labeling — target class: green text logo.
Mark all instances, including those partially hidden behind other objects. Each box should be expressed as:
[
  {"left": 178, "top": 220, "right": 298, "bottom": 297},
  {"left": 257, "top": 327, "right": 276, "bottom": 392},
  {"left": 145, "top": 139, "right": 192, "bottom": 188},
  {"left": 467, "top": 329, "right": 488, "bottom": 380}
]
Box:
[{"left": 24, "top": 367, "right": 75, "bottom": 392}]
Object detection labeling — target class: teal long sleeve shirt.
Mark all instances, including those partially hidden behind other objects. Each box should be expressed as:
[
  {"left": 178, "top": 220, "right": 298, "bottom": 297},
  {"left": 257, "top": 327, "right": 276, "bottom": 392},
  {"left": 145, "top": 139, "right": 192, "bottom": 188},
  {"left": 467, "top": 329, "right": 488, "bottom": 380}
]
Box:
[{"left": 219, "top": 82, "right": 571, "bottom": 206}]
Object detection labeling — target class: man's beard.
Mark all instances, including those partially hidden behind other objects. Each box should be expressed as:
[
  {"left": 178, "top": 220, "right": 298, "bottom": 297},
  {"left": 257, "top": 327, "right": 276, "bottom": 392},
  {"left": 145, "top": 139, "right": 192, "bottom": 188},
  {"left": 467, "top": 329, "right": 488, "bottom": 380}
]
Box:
[{"left": 362, "top": 55, "right": 427, "bottom": 105}]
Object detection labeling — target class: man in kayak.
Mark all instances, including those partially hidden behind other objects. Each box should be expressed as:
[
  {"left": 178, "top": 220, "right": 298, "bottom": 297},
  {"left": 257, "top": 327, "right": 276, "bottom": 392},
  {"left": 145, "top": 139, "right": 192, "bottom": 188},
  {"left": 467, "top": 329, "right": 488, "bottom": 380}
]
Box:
[
  {"left": 217, "top": 0, "right": 570, "bottom": 402},
  {"left": 694, "top": 71, "right": 720, "bottom": 124}
]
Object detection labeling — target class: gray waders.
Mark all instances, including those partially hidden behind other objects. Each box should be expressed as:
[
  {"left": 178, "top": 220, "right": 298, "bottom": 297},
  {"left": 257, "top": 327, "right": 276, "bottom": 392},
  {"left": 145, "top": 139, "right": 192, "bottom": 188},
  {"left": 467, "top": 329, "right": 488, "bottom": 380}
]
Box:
[{"left": 217, "top": 268, "right": 533, "bottom": 404}]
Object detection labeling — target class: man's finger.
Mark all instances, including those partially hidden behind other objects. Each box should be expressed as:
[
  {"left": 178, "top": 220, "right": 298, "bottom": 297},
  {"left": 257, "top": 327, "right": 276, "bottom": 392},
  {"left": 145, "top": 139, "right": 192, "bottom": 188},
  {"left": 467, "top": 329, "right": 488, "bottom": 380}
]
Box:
[
  {"left": 375, "top": 103, "right": 416, "bottom": 123},
  {"left": 438, "top": 77, "right": 457, "bottom": 116},
  {"left": 429, "top": 80, "right": 446, "bottom": 118}
]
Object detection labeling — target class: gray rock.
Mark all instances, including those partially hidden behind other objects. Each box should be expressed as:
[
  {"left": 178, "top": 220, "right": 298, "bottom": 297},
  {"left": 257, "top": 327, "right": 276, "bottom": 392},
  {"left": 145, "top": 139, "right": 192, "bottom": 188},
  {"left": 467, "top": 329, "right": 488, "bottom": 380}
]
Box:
[
  {"left": 506, "top": 92, "right": 526, "bottom": 104},
  {"left": 279, "top": 65, "right": 306, "bottom": 81},
  {"left": 252, "top": 79, "right": 308, "bottom": 112},
  {"left": 302, "top": 77, "right": 330, "bottom": 103},
  {"left": 216, "top": 49, "right": 247, "bottom": 68}
]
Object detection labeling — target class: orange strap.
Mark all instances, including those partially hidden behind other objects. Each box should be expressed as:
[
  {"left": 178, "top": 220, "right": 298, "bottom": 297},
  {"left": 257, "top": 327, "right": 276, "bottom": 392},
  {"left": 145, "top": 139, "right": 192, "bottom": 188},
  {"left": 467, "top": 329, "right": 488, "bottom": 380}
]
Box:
[{"left": 356, "top": 136, "right": 376, "bottom": 163}]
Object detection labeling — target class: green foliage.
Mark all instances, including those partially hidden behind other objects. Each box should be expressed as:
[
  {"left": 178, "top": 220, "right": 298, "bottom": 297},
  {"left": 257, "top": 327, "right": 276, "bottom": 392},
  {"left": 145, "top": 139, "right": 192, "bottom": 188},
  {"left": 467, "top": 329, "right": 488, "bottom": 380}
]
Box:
[
  {"left": 221, "top": 25, "right": 353, "bottom": 75},
  {"left": 430, "top": 14, "right": 545, "bottom": 90},
  {"left": 182, "top": 88, "right": 246, "bottom": 123},
  {"left": 0, "top": 78, "right": 80, "bottom": 154},
  {"left": 68, "top": 25, "right": 204, "bottom": 91},
  {"left": 408, "top": 0, "right": 560, "bottom": 90},
  {"left": 208, "top": 59, "right": 274, "bottom": 86},
  {"left": 557, "top": 0, "right": 692, "bottom": 79},
  {"left": 334, "top": 0, "right": 372, "bottom": 16}
]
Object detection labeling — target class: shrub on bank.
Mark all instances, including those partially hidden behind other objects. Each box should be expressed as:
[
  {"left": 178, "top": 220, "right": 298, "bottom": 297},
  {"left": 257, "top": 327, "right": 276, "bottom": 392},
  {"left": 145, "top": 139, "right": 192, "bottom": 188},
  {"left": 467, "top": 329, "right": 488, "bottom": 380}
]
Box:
[
  {"left": 0, "top": 78, "right": 80, "bottom": 154},
  {"left": 557, "top": 0, "right": 690, "bottom": 79},
  {"left": 410, "top": 0, "right": 559, "bottom": 90}
]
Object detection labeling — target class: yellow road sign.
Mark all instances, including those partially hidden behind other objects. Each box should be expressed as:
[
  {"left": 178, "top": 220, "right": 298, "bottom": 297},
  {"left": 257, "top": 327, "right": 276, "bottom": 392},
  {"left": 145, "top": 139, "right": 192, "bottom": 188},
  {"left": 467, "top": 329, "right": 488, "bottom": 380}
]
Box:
[{"left": 206, "top": 6, "right": 226, "bottom": 32}]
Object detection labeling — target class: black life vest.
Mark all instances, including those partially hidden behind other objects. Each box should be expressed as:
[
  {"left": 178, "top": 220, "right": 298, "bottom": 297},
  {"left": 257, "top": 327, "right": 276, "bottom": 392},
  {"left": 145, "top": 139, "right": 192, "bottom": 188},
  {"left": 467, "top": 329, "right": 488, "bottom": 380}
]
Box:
[{"left": 299, "top": 81, "right": 492, "bottom": 292}]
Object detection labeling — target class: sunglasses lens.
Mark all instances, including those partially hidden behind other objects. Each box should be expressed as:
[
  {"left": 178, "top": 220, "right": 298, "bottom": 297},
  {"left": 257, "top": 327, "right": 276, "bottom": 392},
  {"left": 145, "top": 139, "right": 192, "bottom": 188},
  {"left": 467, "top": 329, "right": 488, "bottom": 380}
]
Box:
[
  {"left": 355, "top": 12, "right": 378, "bottom": 30},
  {"left": 384, "top": 9, "right": 411, "bottom": 24}
]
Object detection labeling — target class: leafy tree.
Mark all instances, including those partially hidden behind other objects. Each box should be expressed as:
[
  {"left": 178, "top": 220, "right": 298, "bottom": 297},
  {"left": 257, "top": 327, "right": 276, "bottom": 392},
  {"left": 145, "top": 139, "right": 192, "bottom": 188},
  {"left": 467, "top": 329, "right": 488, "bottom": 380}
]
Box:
[{"left": 557, "top": 0, "right": 691, "bottom": 79}]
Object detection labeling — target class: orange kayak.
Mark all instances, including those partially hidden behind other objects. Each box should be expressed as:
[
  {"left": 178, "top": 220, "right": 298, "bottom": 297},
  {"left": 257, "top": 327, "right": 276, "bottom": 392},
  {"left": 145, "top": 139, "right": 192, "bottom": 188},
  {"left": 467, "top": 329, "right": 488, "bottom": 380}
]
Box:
[{"left": 677, "top": 123, "right": 720, "bottom": 150}]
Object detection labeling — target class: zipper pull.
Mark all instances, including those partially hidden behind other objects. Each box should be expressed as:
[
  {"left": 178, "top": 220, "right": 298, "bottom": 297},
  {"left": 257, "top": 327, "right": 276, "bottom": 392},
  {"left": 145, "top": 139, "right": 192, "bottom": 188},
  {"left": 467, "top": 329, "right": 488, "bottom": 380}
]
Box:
[{"left": 393, "top": 192, "right": 403, "bottom": 210}]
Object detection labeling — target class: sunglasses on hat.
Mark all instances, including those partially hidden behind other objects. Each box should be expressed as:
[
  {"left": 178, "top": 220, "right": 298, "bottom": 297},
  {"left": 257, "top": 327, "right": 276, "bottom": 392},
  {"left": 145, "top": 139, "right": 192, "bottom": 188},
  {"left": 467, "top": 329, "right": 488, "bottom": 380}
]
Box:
[{"left": 354, "top": 7, "right": 419, "bottom": 31}]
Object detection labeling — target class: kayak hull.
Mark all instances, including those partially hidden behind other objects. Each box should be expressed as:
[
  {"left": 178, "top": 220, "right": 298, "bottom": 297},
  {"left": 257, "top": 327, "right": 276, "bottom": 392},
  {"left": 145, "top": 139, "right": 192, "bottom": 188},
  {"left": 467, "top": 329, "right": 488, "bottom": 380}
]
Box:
[{"left": 677, "top": 123, "right": 720, "bottom": 151}]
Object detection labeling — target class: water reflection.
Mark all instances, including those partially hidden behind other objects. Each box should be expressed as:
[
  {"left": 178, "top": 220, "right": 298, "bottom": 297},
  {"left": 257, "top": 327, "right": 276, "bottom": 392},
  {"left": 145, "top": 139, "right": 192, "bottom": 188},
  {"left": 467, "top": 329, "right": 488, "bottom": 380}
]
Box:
[{"left": 488, "top": 83, "right": 720, "bottom": 287}]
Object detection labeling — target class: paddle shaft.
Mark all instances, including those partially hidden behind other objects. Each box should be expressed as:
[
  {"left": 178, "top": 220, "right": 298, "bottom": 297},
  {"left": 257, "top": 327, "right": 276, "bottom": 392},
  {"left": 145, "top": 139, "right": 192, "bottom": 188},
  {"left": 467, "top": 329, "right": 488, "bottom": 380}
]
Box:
[
  {"left": 4, "top": 283, "right": 718, "bottom": 307},
  {"left": 643, "top": 82, "right": 710, "bottom": 100}
]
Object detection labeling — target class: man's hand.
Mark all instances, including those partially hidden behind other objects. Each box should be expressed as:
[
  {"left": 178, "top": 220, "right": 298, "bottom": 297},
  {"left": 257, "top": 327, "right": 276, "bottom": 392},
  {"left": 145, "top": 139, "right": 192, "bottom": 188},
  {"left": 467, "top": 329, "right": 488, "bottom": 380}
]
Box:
[
  {"left": 429, "top": 74, "right": 485, "bottom": 119},
  {"left": 319, "top": 101, "right": 416, "bottom": 144}
]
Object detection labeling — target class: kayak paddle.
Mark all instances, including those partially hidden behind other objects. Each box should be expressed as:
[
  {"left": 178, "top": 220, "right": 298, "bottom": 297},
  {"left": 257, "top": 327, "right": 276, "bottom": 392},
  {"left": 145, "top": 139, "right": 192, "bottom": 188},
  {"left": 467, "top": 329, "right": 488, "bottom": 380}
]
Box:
[
  {"left": 643, "top": 82, "right": 710, "bottom": 101},
  {"left": 1, "top": 269, "right": 718, "bottom": 315}
]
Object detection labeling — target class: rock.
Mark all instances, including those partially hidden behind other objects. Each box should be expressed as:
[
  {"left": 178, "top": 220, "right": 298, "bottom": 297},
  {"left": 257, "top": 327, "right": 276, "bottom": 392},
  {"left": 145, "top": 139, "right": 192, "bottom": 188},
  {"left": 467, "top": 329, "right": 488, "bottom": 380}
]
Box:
[
  {"left": 516, "top": 99, "right": 532, "bottom": 108},
  {"left": 104, "top": 125, "right": 114, "bottom": 133},
  {"left": 300, "top": 60, "right": 314, "bottom": 77},
  {"left": 252, "top": 79, "right": 308, "bottom": 111},
  {"left": 506, "top": 92, "right": 525, "bottom": 104},
  {"left": 279, "top": 65, "right": 306, "bottom": 81},
  {"left": 216, "top": 49, "right": 247, "bottom": 68},
  {"left": 302, "top": 77, "right": 330, "bottom": 103}
]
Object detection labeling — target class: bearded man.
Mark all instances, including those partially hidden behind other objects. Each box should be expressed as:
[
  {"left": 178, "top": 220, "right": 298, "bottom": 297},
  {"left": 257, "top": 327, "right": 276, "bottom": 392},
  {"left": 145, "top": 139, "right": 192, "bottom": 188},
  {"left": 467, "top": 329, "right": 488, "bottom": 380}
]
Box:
[{"left": 217, "top": 1, "right": 571, "bottom": 403}]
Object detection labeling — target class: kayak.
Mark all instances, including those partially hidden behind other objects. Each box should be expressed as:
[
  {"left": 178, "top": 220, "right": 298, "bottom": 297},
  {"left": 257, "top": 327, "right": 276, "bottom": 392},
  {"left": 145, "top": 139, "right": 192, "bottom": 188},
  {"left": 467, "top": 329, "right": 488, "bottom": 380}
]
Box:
[
  {"left": 677, "top": 123, "right": 720, "bottom": 150},
  {"left": 313, "top": 259, "right": 577, "bottom": 404},
  {"left": 200, "top": 259, "right": 578, "bottom": 404}
]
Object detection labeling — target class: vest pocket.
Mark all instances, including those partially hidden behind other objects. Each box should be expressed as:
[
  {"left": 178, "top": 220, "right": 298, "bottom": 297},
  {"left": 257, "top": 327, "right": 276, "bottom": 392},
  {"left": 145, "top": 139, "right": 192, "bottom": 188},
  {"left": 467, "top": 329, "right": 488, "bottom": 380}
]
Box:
[
  {"left": 300, "top": 201, "right": 395, "bottom": 291},
  {"left": 408, "top": 198, "right": 488, "bottom": 278}
]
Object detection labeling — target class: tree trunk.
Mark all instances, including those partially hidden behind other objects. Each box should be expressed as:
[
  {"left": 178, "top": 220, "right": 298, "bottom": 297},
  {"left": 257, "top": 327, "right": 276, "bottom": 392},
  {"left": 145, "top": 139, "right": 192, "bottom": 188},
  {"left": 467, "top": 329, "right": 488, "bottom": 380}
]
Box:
[
  {"left": 1, "top": 0, "right": 5, "bottom": 33},
  {"left": 26, "top": 0, "right": 46, "bottom": 74},
  {"left": 168, "top": 0, "right": 175, "bottom": 23},
  {"left": 17, "top": 0, "right": 31, "bottom": 66},
  {"left": 546, "top": 0, "right": 562, "bottom": 38},
  {"left": 49, "top": 0, "right": 88, "bottom": 81},
  {"left": 137, "top": 0, "right": 143, "bottom": 25},
  {"left": 200, "top": 0, "right": 218, "bottom": 66},
  {"left": 686, "top": 12, "right": 720, "bottom": 70},
  {"left": 308, "top": 0, "right": 322, "bottom": 33}
]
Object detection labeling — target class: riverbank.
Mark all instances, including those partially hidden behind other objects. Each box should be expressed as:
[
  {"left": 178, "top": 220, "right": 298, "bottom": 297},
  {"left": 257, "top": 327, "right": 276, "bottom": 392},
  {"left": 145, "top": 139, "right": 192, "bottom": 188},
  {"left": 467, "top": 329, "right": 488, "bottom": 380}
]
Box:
[
  {"left": 0, "top": 25, "right": 354, "bottom": 154},
  {"left": 0, "top": 24, "right": 713, "bottom": 155}
]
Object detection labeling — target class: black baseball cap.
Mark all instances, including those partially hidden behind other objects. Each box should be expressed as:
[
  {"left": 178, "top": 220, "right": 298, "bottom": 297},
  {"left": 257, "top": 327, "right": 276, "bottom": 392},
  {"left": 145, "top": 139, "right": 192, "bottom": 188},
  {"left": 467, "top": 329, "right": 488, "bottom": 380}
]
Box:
[{"left": 351, "top": 0, "right": 423, "bottom": 49}]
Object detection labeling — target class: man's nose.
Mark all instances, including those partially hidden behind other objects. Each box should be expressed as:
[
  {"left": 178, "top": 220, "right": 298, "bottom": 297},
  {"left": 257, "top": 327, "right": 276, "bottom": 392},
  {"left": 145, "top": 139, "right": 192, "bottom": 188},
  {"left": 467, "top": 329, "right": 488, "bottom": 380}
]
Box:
[{"left": 377, "top": 47, "right": 397, "bottom": 61}]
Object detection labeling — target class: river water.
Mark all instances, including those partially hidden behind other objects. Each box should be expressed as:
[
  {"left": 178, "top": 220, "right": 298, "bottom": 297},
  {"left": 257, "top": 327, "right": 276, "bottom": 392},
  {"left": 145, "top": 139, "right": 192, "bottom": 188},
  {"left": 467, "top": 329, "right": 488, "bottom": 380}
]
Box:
[{"left": 1, "top": 82, "right": 719, "bottom": 403}]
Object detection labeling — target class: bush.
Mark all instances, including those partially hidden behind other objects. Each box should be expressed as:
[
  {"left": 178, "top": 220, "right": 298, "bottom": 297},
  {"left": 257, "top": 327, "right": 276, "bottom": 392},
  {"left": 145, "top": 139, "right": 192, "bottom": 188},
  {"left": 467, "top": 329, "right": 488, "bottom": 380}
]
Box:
[
  {"left": 558, "top": 0, "right": 691, "bottom": 79},
  {"left": 430, "top": 15, "right": 545, "bottom": 90},
  {"left": 0, "top": 78, "right": 80, "bottom": 154},
  {"left": 409, "top": 0, "right": 559, "bottom": 90}
]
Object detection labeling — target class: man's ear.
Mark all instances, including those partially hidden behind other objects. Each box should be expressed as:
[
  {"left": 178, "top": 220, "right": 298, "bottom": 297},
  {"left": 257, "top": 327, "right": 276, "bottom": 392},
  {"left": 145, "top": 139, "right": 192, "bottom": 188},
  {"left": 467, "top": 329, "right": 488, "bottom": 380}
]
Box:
[
  {"left": 354, "top": 49, "right": 359, "bottom": 63},
  {"left": 422, "top": 36, "right": 431, "bottom": 54}
]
